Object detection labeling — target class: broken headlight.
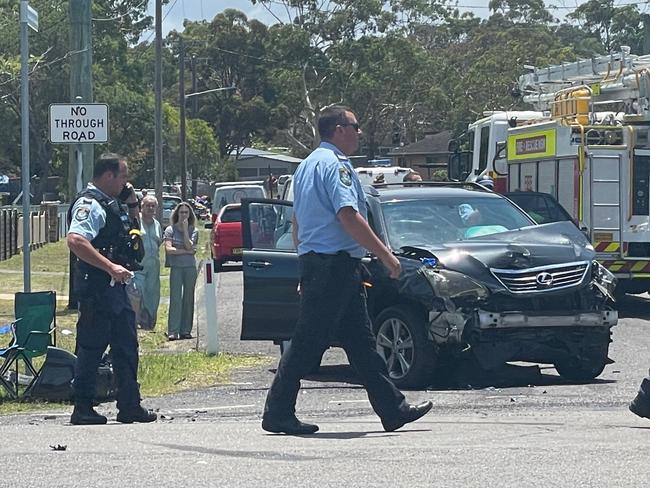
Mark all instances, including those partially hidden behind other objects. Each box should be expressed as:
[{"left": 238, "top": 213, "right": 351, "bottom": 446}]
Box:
[
  {"left": 418, "top": 267, "right": 489, "bottom": 301},
  {"left": 592, "top": 260, "right": 617, "bottom": 300}
]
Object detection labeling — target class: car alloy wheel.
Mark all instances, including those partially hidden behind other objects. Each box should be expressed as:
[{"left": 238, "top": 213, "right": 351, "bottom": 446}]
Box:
[
  {"left": 376, "top": 316, "right": 415, "bottom": 381},
  {"left": 374, "top": 305, "right": 438, "bottom": 389}
]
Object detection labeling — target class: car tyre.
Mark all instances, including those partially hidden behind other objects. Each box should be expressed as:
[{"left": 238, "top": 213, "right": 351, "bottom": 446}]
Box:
[
  {"left": 554, "top": 347, "right": 609, "bottom": 382},
  {"left": 214, "top": 258, "right": 223, "bottom": 273},
  {"left": 374, "top": 305, "right": 437, "bottom": 389}
]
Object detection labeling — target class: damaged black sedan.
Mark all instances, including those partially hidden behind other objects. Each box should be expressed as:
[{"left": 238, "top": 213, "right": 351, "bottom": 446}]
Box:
[{"left": 239, "top": 183, "right": 618, "bottom": 389}]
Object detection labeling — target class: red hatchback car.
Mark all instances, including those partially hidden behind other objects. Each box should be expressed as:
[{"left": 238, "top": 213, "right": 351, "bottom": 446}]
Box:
[{"left": 211, "top": 203, "right": 243, "bottom": 271}]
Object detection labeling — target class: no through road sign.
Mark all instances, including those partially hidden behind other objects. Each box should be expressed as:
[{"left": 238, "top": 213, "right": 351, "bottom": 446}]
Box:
[{"left": 49, "top": 103, "right": 109, "bottom": 144}]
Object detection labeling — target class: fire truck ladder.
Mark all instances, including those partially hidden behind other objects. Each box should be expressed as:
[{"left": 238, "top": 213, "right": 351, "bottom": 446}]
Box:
[{"left": 519, "top": 47, "right": 650, "bottom": 116}]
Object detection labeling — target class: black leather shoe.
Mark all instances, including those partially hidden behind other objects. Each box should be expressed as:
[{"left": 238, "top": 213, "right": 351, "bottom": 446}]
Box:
[
  {"left": 630, "top": 392, "right": 650, "bottom": 420},
  {"left": 261, "top": 416, "right": 319, "bottom": 435},
  {"left": 117, "top": 406, "right": 158, "bottom": 424},
  {"left": 168, "top": 333, "right": 179, "bottom": 341},
  {"left": 70, "top": 405, "right": 108, "bottom": 425},
  {"left": 180, "top": 333, "right": 193, "bottom": 340},
  {"left": 382, "top": 400, "right": 433, "bottom": 432}
]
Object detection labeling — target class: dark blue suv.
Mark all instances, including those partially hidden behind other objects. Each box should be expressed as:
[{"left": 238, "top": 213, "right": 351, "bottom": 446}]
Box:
[{"left": 240, "top": 183, "right": 617, "bottom": 388}]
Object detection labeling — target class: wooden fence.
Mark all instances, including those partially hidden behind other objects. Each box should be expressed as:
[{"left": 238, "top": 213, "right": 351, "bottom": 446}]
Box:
[{"left": 0, "top": 204, "right": 69, "bottom": 262}]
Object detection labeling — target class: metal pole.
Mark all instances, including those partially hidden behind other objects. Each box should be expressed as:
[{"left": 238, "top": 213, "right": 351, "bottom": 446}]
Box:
[
  {"left": 179, "top": 37, "right": 187, "bottom": 201},
  {"left": 154, "top": 0, "right": 163, "bottom": 220},
  {"left": 20, "top": 0, "right": 31, "bottom": 292},
  {"left": 190, "top": 55, "right": 198, "bottom": 198}
]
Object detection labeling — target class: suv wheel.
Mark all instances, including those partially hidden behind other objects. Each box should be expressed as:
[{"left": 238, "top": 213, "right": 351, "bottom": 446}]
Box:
[
  {"left": 213, "top": 258, "right": 223, "bottom": 273},
  {"left": 554, "top": 348, "right": 609, "bottom": 382},
  {"left": 374, "top": 306, "right": 437, "bottom": 389}
]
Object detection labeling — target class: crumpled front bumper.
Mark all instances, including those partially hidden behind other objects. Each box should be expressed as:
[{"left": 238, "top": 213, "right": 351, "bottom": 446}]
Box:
[{"left": 476, "top": 309, "right": 618, "bottom": 329}]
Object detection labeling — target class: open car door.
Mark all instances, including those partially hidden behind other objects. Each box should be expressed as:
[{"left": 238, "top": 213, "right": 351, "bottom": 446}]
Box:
[{"left": 240, "top": 198, "right": 299, "bottom": 341}]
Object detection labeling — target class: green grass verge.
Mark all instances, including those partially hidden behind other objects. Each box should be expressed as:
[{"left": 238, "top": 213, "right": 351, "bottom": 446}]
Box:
[{"left": 0, "top": 227, "right": 272, "bottom": 414}]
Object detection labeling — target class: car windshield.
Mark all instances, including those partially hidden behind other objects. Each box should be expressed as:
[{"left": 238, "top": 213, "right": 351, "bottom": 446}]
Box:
[{"left": 381, "top": 196, "right": 534, "bottom": 249}]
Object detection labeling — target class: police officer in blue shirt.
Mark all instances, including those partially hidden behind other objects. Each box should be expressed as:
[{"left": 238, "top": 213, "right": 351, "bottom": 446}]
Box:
[
  {"left": 67, "top": 153, "right": 156, "bottom": 425},
  {"left": 262, "top": 105, "right": 433, "bottom": 435}
]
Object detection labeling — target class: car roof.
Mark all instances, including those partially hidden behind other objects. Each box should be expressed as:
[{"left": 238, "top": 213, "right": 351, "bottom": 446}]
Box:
[{"left": 367, "top": 182, "right": 502, "bottom": 202}]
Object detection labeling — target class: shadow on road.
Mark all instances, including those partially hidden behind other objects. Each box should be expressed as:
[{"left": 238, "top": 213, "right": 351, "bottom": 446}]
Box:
[
  {"left": 615, "top": 293, "right": 650, "bottom": 320},
  {"left": 293, "top": 362, "right": 616, "bottom": 391}
]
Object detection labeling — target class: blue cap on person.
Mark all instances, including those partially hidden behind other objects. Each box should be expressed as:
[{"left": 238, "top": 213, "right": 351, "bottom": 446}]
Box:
[{"left": 476, "top": 175, "right": 494, "bottom": 190}]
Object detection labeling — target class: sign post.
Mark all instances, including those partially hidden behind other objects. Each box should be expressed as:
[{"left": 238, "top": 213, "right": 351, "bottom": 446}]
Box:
[{"left": 20, "top": 0, "right": 38, "bottom": 292}]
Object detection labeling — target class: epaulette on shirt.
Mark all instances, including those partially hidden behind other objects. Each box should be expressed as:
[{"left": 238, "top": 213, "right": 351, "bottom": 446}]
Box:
[{"left": 336, "top": 153, "right": 348, "bottom": 161}]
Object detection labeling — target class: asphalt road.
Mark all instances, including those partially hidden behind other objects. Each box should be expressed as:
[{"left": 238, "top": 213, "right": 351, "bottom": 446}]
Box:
[{"left": 1, "top": 265, "right": 649, "bottom": 487}]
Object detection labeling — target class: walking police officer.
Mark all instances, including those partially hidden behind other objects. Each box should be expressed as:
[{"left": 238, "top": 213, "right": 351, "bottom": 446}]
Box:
[
  {"left": 261, "top": 105, "right": 433, "bottom": 435},
  {"left": 67, "top": 153, "right": 156, "bottom": 425}
]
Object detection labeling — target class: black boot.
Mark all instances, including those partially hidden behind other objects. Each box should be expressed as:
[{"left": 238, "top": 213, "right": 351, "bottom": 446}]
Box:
[
  {"left": 70, "top": 403, "right": 108, "bottom": 425},
  {"left": 116, "top": 405, "right": 157, "bottom": 424}
]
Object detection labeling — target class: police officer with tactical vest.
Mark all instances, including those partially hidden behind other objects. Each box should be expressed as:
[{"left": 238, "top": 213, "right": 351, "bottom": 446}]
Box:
[
  {"left": 261, "top": 105, "right": 433, "bottom": 435},
  {"left": 67, "top": 153, "right": 156, "bottom": 425}
]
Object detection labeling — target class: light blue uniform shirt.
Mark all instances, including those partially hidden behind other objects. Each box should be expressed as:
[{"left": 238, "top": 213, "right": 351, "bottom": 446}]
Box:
[
  {"left": 68, "top": 183, "right": 109, "bottom": 240},
  {"left": 294, "top": 142, "right": 367, "bottom": 258}
]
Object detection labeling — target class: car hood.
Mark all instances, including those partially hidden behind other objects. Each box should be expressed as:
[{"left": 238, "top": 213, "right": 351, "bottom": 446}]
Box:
[
  {"left": 413, "top": 222, "right": 593, "bottom": 272},
  {"left": 394, "top": 222, "right": 595, "bottom": 303}
]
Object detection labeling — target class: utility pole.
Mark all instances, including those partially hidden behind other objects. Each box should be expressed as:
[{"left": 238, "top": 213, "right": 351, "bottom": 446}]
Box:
[
  {"left": 68, "top": 0, "right": 93, "bottom": 198},
  {"left": 154, "top": 0, "right": 163, "bottom": 218},
  {"left": 641, "top": 14, "right": 650, "bottom": 54},
  {"left": 190, "top": 55, "right": 198, "bottom": 197},
  {"left": 179, "top": 37, "right": 187, "bottom": 201}
]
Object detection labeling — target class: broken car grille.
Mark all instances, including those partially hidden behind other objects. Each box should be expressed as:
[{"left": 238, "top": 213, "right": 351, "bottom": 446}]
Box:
[{"left": 490, "top": 261, "right": 590, "bottom": 294}]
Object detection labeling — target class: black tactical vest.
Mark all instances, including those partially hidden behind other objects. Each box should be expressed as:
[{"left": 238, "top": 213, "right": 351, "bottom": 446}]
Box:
[{"left": 68, "top": 188, "right": 132, "bottom": 295}]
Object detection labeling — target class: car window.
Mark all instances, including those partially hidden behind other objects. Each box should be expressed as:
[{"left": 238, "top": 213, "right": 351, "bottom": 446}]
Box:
[
  {"left": 220, "top": 207, "right": 242, "bottom": 223},
  {"left": 381, "top": 196, "right": 533, "bottom": 249},
  {"left": 247, "top": 202, "right": 293, "bottom": 251},
  {"left": 215, "top": 187, "right": 265, "bottom": 210},
  {"left": 507, "top": 193, "right": 572, "bottom": 224}
]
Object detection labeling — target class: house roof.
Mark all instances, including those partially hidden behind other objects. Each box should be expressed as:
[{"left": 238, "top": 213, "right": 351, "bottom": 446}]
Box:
[{"left": 387, "top": 130, "right": 453, "bottom": 156}]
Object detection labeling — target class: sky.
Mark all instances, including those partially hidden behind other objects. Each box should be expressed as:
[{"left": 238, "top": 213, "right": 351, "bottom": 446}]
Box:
[{"left": 144, "top": 0, "right": 650, "bottom": 38}]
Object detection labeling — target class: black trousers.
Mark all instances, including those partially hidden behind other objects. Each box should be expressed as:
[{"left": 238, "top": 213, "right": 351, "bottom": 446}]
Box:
[
  {"left": 263, "top": 252, "right": 406, "bottom": 423},
  {"left": 73, "top": 286, "right": 141, "bottom": 410}
]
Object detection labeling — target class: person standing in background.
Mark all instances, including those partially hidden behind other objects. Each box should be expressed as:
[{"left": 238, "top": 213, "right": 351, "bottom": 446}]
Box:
[
  {"left": 164, "top": 202, "right": 198, "bottom": 341},
  {"left": 129, "top": 195, "right": 162, "bottom": 330}
]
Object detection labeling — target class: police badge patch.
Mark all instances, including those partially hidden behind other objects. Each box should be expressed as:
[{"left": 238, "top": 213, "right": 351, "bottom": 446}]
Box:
[
  {"left": 339, "top": 167, "right": 352, "bottom": 187},
  {"left": 75, "top": 206, "right": 90, "bottom": 221}
]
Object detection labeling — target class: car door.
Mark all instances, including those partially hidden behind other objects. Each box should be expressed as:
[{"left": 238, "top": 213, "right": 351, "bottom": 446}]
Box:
[{"left": 240, "top": 198, "right": 299, "bottom": 341}]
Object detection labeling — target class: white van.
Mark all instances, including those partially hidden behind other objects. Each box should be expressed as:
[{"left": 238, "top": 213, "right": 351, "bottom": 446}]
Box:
[{"left": 212, "top": 184, "right": 266, "bottom": 216}]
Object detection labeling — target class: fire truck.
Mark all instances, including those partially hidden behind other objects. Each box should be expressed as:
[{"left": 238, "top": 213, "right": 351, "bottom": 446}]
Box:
[{"left": 449, "top": 47, "right": 650, "bottom": 293}]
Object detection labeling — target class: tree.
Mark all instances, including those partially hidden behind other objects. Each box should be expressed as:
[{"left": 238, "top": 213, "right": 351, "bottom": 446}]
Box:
[
  {"left": 180, "top": 10, "right": 289, "bottom": 158},
  {"left": 567, "top": 0, "right": 643, "bottom": 53}
]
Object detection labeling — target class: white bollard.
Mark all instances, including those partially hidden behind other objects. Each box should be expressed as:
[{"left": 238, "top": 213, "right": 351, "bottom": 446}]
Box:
[{"left": 204, "top": 259, "right": 219, "bottom": 355}]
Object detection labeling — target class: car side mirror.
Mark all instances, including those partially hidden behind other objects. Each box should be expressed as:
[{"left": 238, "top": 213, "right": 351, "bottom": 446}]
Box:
[{"left": 204, "top": 222, "right": 213, "bottom": 229}]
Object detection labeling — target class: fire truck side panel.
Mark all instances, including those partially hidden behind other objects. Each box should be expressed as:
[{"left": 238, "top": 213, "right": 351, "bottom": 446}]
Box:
[{"left": 557, "top": 159, "right": 579, "bottom": 221}]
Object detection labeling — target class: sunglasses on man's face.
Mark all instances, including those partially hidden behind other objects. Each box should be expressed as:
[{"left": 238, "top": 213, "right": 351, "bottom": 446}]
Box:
[{"left": 339, "top": 122, "right": 360, "bottom": 132}]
